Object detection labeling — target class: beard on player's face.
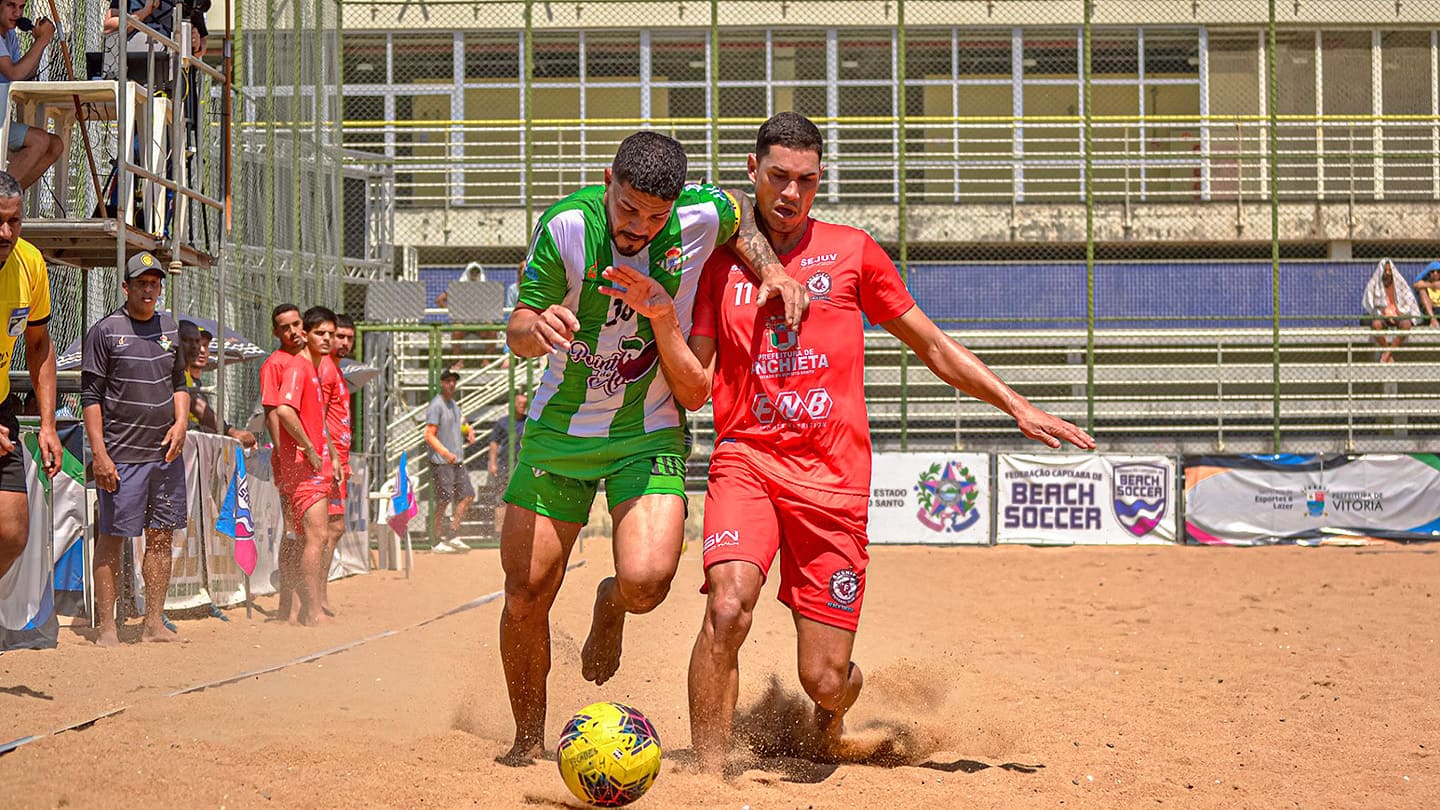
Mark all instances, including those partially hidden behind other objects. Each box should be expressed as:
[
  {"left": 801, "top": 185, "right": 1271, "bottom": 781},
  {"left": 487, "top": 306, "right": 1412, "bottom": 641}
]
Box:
[{"left": 606, "top": 180, "right": 673, "bottom": 257}]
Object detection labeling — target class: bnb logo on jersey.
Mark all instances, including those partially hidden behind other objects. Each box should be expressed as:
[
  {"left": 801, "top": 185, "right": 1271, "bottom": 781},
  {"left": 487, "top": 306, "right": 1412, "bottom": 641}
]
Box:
[{"left": 751, "top": 387, "right": 834, "bottom": 425}]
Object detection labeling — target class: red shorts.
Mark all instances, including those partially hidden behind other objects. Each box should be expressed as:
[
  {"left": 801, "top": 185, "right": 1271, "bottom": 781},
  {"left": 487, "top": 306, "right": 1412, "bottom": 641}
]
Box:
[
  {"left": 701, "top": 444, "right": 869, "bottom": 632},
  {"left": 288, "top": 472, "right": 337, "bottom": 535},
  {"left": 328, "top": 481, "right": 345, "bottom": 518}
]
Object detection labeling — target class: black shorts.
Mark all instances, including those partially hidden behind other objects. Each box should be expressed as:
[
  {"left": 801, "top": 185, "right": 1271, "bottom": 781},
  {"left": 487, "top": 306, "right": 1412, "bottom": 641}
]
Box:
[
  {"left": 431, "top": 462, "right": 476, "bottom": 504},
  {"left": 0, "top": 402, "right": 26, "bottom": 494}
]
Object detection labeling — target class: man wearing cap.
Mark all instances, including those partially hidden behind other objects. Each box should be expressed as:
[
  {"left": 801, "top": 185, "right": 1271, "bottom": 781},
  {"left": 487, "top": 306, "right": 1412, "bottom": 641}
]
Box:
[
  {"left": 0, "top": 169, "right": 61, "bottom": 583},
  {"left": 179, "top": 319, "right": 256, "bottom": 447},
  {"left": 82, "top": 251, "right": 189, "bottom": 646}
]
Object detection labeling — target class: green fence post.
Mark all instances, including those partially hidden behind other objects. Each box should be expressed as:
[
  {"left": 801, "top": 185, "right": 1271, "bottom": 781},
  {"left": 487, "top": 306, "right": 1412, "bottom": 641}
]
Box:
[
  {"left": 1083, "top": 0, "right": 1096, "bottom": 435},
  {"left": 897, "top": 0, "right": 909, "bottom": 451},
  {"left": 709, "top": 0, "right": 720, "bottom": 182},
  {"left": 524, "top": 0, "right": 534, "bottom": 234},
  {"left": 1268, "top": 0, "right": 1282, "bottom": 452}
]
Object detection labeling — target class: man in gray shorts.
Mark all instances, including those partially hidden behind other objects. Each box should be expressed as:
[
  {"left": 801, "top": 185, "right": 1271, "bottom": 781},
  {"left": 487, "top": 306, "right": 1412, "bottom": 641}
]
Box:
[
  {"left": 0, "top": 1, "right": 63, "bottom": 188},
  {"left": 81, "top": 251, "right": 190, "bottom": 646},
  {"left": 423, "top": 370, "right": 475, "bottom": 552}
]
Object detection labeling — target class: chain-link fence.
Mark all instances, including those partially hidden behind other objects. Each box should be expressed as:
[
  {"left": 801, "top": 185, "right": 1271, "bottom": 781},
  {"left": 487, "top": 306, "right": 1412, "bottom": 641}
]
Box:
[
  {"left": 344, "top": 0, "right": 1440, "bottom": 459},
  {"left": 18, "top": 1, "right": 385, "bottom": 440}
]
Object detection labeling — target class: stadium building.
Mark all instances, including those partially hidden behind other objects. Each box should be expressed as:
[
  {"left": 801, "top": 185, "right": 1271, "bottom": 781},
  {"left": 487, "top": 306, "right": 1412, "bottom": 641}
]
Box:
[{"left": 330, "top": 1, "right": 1440, "bottom": 463}]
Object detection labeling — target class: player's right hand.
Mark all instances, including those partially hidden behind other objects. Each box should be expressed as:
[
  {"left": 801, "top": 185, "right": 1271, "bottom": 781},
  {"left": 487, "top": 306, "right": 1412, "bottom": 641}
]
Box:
[
  {"left": 305, "top": 446, "right": 323, "bottom": 471},
  {"left": 755, "top": 272, "right": 809, "bottom": 328},
  {"left": 93, "top": 453, "right": 119, "bottom": 493},
  {"left": 530, "top": 304, "right": 579, "bottom": 354}
]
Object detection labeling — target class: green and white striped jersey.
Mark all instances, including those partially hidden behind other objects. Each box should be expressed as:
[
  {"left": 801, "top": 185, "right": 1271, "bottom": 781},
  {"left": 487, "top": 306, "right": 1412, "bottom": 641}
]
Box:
[{"left": 517, "top": 183, "right": 739, "bottom": 479}]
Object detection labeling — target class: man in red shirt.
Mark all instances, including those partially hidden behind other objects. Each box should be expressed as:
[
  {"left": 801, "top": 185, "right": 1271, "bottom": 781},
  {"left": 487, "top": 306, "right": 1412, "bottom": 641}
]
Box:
[
  {"left": 600, "top": 112, "right": 1095, "bottom": 771},
  {"left": 260, "top": 303, "right": 305, "bottom": 620},
  {"left": 274, "top": 306, "right": 342, "bottom": 626},
  {"left": 317, "top": 340, "right": 351, "bottom": 616}
]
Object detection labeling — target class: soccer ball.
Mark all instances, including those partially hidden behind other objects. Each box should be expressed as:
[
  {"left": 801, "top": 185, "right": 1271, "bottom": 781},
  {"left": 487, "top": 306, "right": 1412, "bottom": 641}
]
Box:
[{"left": 556, "top": 701, "right": 662, "bottom": 807}]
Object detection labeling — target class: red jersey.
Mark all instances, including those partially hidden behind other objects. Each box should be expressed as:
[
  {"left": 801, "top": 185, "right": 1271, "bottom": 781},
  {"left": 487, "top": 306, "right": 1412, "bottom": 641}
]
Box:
[
  {"left": 693, "top": 219, "right": 914, "bottom": 494},
  {"left": 320, "top": 356, "right": 351, "bottom": 471},
  {"left": 260, "top": 349, "right": 293, "bottom": 410},
  {"left": 276, "top": 351, "right": 333, "bottom": 478}
]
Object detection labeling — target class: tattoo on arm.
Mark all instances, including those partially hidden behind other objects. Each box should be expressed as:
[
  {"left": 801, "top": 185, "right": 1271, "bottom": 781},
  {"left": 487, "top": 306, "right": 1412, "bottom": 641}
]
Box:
[{"left": 729, "top": 190, "right": 783, "bottom": 276}]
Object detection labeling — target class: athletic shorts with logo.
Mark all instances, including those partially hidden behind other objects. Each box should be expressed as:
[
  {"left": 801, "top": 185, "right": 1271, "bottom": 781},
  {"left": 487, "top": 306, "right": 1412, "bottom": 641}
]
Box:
[
  {"left": 97, "top": 457, "right": 188, "bottom": 536},
  {"left": 503, "top": 449, "right": 687, "bottom": 526},
  {"left": 700, "top": 441, "right": 869, "bottom": 632}
]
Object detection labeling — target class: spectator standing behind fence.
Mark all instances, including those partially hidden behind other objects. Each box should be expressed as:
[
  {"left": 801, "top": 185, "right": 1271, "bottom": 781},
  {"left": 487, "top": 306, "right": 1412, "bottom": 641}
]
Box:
[
  {"left": 1362, "top": 258, "right": 1422, "bottom": 363},
  {"left": 179, "top": 320, "right": 257, "bottom": 447},
  {"left": 1413, "top": 261, "right": 1440, "bottom": 329},
  {"left": 0, "top": 0, "right": 63, "bottom": 189},
  {"left": 82, "top": 252, "right": 189, "bottom": 646},
  {"left": 424, "top": 370, "right": 475, "bottom": 553},
  {"left": 484, "top": 390, "right": 528, "bottom": 539},
  {"left": 0, "top": 171, "right": 61, "bottom": 583}
]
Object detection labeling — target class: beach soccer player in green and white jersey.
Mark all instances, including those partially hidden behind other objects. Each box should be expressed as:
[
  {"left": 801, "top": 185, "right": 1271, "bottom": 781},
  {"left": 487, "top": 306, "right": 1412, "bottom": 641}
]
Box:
[{"left": 498, "top": 131, "right": 808, "bottom": 764}]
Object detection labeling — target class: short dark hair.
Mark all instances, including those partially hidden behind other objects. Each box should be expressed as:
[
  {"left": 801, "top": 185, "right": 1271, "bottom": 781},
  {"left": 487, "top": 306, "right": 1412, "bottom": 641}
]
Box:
[
  {"left": 302, "top": 305, "right": 337, "bottom": 333},
  {"left": 335, "top": 313, "right": 355, "bottom": 330},
  {"left": 271, "top": 303, "right": 300, "bottom": 329},
  {"left": 756, "top": 112, "right": 824, "bottom": 160},
  {"left": 0, "top": 172, "right": 21, "bottom": 200},
  {"left": 440, "top": 370, "right": 460, "bottom": 383},
  {"left": 611, "top": 131, "right": 688, "bottom": 201}
]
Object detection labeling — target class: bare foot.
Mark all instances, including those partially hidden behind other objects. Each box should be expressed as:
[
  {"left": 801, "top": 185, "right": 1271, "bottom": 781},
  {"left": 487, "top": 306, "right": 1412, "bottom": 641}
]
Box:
[
  {"left": 300, "top": 611, "right": 335, "bottom": 627},
  {"left": 95, "top": 627, "right": 121, "bottom": 647},
  {"left": 496, "top": 739, "right": 547, "bottom": 767},
  {"left": 581, "top": 579, "right": 625, "bottom": 685},
  {"left": 141, "top": 623, "right": 186, "bottom": 643}
]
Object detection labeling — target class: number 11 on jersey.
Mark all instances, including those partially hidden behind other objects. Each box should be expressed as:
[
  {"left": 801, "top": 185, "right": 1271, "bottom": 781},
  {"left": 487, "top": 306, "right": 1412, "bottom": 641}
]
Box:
[{"left": 733, "top": 281, "right": 755, "bottom": 306}]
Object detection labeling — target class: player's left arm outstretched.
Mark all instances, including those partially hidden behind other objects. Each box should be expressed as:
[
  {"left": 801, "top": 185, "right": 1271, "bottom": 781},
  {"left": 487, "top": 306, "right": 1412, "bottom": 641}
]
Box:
[{"left": 881, "top": 306, "right": 1096, "bottom": 451}]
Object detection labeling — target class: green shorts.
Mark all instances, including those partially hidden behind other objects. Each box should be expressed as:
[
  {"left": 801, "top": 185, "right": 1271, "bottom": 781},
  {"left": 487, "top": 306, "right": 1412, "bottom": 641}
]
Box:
[{"left": 503, "top": 453, "right": 687, "bottom": 525}]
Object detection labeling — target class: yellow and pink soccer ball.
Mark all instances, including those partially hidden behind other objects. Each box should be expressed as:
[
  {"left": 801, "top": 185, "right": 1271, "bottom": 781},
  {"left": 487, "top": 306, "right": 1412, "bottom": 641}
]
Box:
[{"left": 556, "top": 701, "right": 662, "bottom": 807}]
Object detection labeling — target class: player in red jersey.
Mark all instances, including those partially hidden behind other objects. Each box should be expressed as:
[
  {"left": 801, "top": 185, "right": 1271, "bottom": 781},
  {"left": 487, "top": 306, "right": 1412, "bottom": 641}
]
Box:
[
  {"left": 260, "top": 303, "right": 306, "bottom": 621},
  {"left": 316, "top": 352, "right": 350, "bottom": 616},
  {"left": 274, "top": 306, "right": 342, "bottom": 626},
  {"left": 600, "top": 112, "right": 1095, "bottom": 771},
  {"left": 317, "top": 313, "right": 356, "bottom": 617}
]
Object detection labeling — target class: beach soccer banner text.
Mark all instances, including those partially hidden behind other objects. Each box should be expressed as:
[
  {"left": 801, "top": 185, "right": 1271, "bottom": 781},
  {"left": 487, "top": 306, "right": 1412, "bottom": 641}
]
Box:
[
  {"left": 868, "top": 453, "right": 990, "bottom": 545},
  {"left": 997, "top": 454, "right": 1176, "bottom": 545}
]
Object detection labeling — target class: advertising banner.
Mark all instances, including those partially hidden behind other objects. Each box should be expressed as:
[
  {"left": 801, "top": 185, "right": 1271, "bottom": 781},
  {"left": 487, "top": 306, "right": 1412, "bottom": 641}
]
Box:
[
  {"left": 868, "top": 453, "right": 990, "bottom": 545},
  {"left": 997, "top": 454, "right": 1176, "bottom": 545},
  {"left": 1184, "top": 454, "right": 1440, "bottom": 545}
]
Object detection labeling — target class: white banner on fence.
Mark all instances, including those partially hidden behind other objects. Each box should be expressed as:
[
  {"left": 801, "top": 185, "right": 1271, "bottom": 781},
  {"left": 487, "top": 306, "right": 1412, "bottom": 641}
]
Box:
[
  {"left": 1183, "top": 454, "right": 1440, "bottom": 545},
  {"left": 868, "top": 453, "right": 990, "bottom": 545},
  {"left": 0, "top": 438, "right": 49, "bottom": 630},
  {"left": 997, "top": 454, "right": 1176, "bottom": 545},
  {"left": 130, "top": 434, "right": 371, "bottom": 611}
]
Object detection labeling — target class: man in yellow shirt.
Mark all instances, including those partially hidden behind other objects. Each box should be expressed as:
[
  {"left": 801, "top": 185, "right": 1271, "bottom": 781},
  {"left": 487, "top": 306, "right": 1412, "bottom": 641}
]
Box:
[{"left": 0, "top": 170, "right": 61, "bottom": 580}]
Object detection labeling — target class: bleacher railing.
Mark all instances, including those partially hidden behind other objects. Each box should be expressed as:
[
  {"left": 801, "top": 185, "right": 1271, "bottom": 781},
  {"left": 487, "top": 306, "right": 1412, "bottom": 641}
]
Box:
[{"left": 339, "top": 113, "right": 1440, "bottom": 208}]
